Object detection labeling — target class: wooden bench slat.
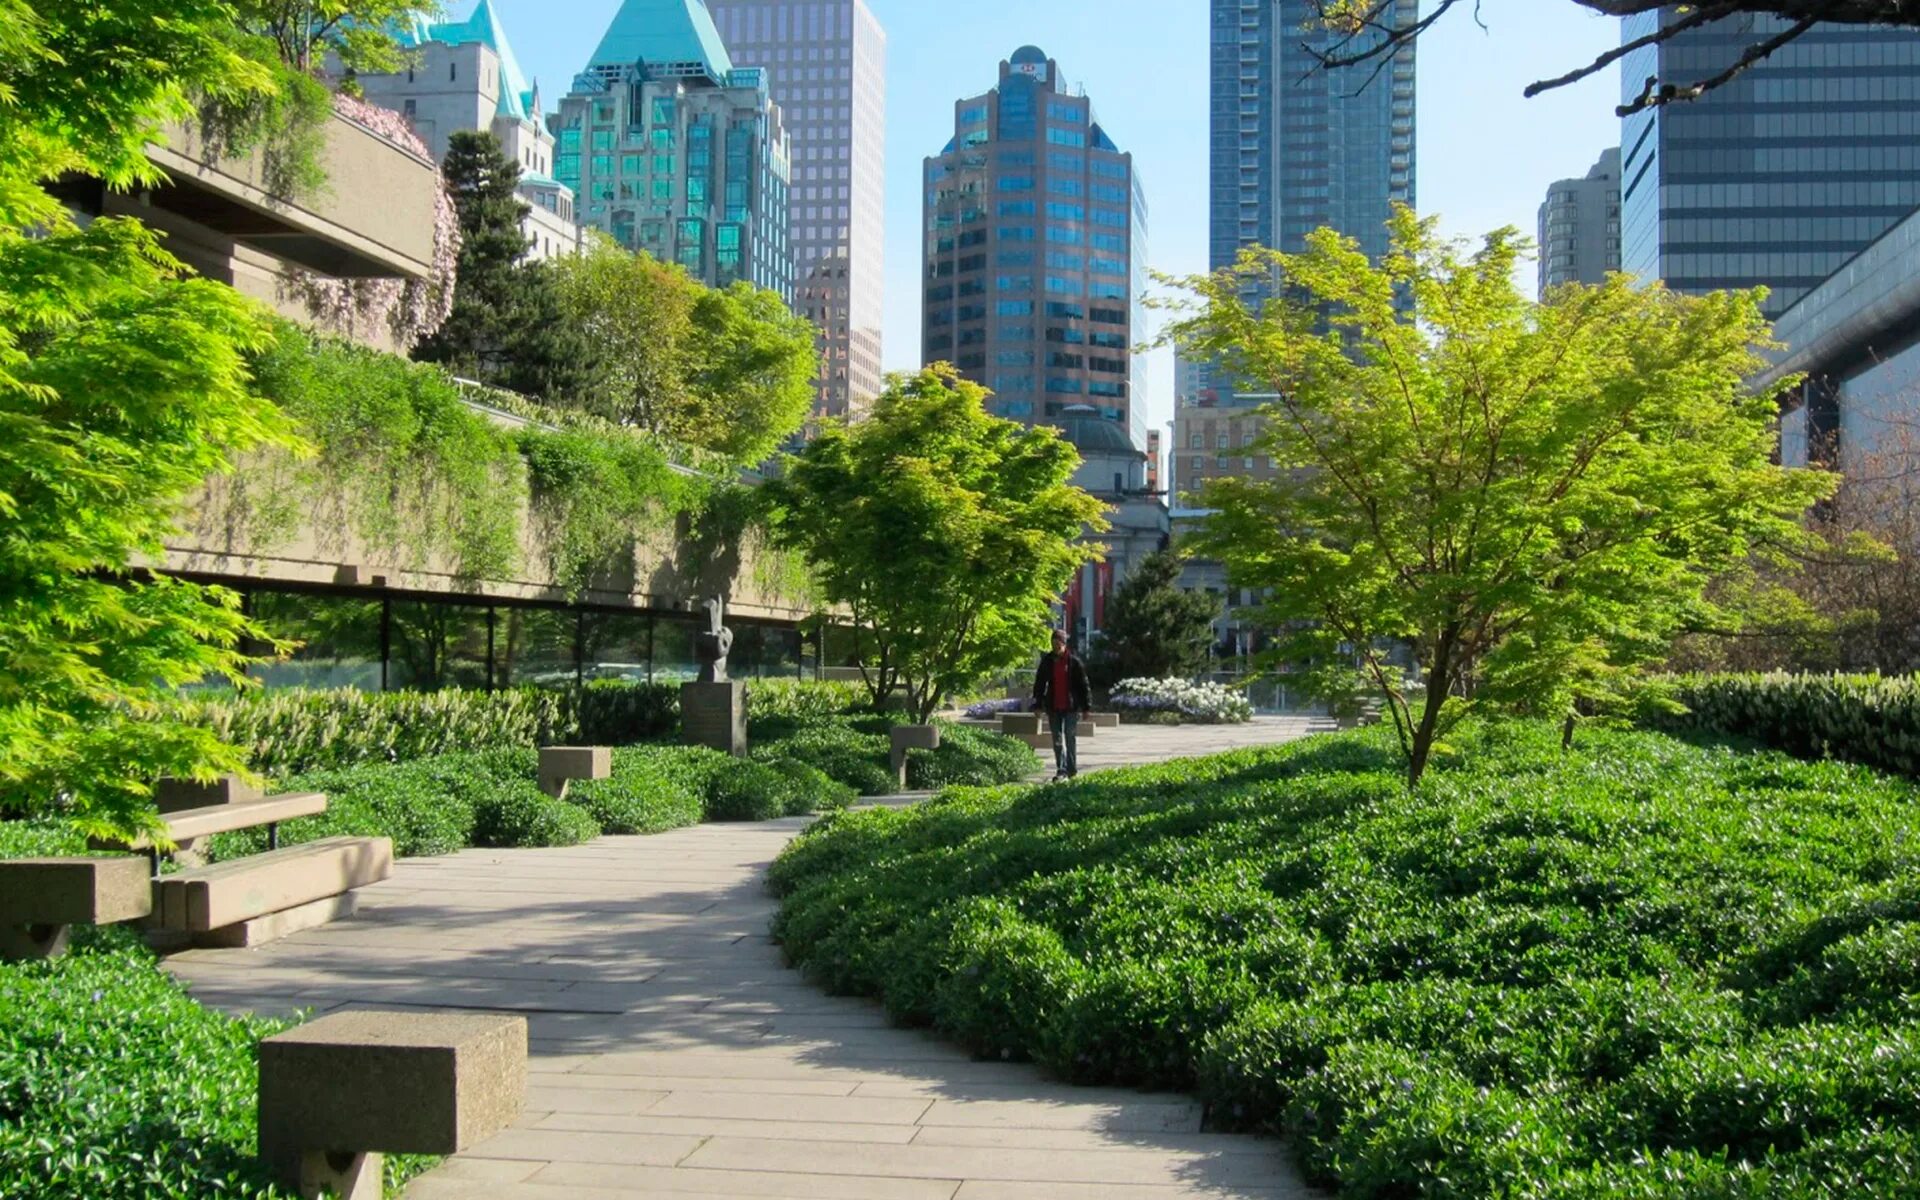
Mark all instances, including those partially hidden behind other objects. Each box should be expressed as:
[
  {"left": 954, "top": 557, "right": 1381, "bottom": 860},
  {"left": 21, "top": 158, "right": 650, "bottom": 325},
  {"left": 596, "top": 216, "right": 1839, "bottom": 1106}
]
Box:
[
  {"left": 153, "top": 835, "right": 392, "bottom": 932},
  {"left": 121, "top": 793, "right": 328, "bottom": 849}
]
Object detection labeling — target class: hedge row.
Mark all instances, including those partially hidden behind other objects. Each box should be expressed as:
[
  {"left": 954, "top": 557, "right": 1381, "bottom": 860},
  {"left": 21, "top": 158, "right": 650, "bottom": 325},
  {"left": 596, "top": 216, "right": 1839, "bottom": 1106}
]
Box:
[
  {"left": 174, "top": 678, "right": 872, "bottom": 777},
  {"left": 1644, "top": 672, "right": 1920, "bottom": 778},
  {"left": 770, "top": 722, "right": 1920, "bottom": 1197}
]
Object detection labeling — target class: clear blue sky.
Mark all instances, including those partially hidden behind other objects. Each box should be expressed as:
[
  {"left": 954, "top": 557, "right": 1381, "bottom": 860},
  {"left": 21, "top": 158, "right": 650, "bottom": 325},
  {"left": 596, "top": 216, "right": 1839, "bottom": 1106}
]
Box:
[{"left": 485, "top": 0, "right": 1623, "bottom": 436}]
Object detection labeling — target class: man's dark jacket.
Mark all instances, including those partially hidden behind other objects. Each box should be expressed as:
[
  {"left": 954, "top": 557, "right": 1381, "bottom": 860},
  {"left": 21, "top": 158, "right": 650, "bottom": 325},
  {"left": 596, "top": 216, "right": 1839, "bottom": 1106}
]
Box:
[{"left": 1032, "top": 651, "right": 1092, "bottom": 714}]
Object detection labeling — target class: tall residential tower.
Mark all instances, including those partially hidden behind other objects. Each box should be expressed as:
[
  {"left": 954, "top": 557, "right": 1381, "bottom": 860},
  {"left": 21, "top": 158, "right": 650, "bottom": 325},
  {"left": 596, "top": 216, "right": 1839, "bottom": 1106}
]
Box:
[
  {"left": 922, "top": 46, "right": 1149, "bottom": 448},
  {"left": 1621, "top": 10, "right": 1920, "bottom": 317},
  {"left": 554, "top": 0, "right": 793, "bottom": 302},
  {"left": 1208, "top": 0, "right": 1416, "bottom": 271},
  {"left": 1538, "top": 147, "right": 1621, "bottom": 293},
  {"left": 704, "top": 0, "right": 887, "bottom": 419}
]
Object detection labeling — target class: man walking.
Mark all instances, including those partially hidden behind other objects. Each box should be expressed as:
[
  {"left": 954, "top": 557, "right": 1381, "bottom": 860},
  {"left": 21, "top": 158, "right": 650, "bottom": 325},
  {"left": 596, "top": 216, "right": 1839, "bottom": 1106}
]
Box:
[{"left": 1032, "top": 628, "right": 1091, "bottom": 781}]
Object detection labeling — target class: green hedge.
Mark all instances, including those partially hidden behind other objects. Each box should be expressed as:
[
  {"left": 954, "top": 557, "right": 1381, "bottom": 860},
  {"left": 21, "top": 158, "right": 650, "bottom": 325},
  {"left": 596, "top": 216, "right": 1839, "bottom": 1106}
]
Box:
[
  {"left": 1644, "top": 672, "right": 1920, "bottom": 778},
  {"left": 173, "top": 680, "right": 873, "bottom": 779},
  {"left": 770, "top": 723, "right": 1920, "bottom": 1197},
  {"left": 177, "top": 688, "right": 571, "bottom": 777},
  {"left": 0, "top": 930, "right": 430, "bottom": 1198},
  {"left": 751, "top": 715, "right": 1038, "bottom": 798}
]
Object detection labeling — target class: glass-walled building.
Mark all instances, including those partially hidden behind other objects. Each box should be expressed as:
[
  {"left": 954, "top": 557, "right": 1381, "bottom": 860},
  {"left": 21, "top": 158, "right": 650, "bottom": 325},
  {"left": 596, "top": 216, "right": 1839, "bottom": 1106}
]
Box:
[
  {"left": 1538, "top": 147, "right": 1621, "bottom": 293},
  {"left": 1620, "top": 10, "right": 1920, "bottom": 318},
  {"left": 704, "top": 0, "right": 888, "bottom": 419},
  {"left": 922, "top": 46, "right": 1148, "bottom": 448},
  {"left": 555, "top": 0, "right": 794, "bottom": 302},
  {"left": 230, "top": 586, "right": 812, "bottom": 693},
  {"left": 1208, "top": 0, "right": 1415, "bottom": 270}
]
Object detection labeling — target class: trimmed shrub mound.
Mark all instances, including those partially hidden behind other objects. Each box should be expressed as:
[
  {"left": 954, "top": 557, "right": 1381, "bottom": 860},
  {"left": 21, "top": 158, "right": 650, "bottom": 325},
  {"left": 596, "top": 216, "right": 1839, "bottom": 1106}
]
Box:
[
  {"left": 0, "top": 930, "right": 431, "bottom": 1198},
  {"left": 770, "top": 723, "right": 1920, "bottom": 1197},
  {"left": 752, "top": 714, "right": 1039, "bottom": 797}
]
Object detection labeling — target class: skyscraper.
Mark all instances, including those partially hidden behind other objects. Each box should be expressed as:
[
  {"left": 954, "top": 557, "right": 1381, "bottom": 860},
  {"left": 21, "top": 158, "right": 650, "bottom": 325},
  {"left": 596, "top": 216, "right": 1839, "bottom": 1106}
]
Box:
[
  {"left": 922, "top": 47, "right": 1148, "bottom": 447},
  {"left": 1621, "top": 10, "right": 1920, "bottom": 318},
  {"left": 554, "top": 0, "right": 793, "bottom": 302},
  {"left": 1208, "top": 0, "right": 1416, "bottom": 272},
  {"left": 704, "top": 0, "right": 886, "bottom": 419},
  {"left": 1538, "top": 147, "right": 1621, "bottom": 294}
]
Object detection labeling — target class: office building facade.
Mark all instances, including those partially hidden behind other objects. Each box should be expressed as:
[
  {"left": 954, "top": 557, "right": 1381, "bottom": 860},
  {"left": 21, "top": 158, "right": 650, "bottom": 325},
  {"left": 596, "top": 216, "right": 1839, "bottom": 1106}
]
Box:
[
  {"left": 364, "top": 0, "right": 581, "bottom": 260},
  {"left": 1208, "top": 0, "right": 1416, "bottom": 271},
  {"left": 555, "top": 0, "right": 794, "bottom": 302},
  {"left": 1538, "top": 147, "right": 1621, "bottom": 293},
  {"left": 1620, "top": 10, "right": 1920, "bottom": 318},
  {"left": 923, "top": 46, "right": 1148, "bottom": 446},
  {"left": 704, "top": 0, "right": 886, "bottom": 419}
]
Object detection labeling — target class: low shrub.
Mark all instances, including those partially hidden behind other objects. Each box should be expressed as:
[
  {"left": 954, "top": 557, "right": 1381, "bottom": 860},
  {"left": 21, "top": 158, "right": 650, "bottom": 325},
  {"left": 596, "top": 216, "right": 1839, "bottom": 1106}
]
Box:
[
  {"left": 705, "top": 760, "right": 799, "bottom": 822},
  {"left": 0, "top": 820, "right": 87, "bottom": 858},
  {"left": 770, "top": 722, "right": 1920, "bottom": 1195},
  {"left": 1109, "top": 677, "right": 1254, "bottom": 725},
  {"left": 909, "top": 722, "right": 1040, "bottom": 790},
  {"left": 566, "top": 745, "right": 717, "bottom": 835},
  {"left": 0, "top": 930, "right": 435, "bottom": 1199},
  {"left": 963, "top": 697, "right": 1026, "bottom": 720},
  {"left": 472, "top": 781, "right": 599, "bottom": 849},
  {"left": 752, "top": 717, "right": 898, "bottom": 796},
  {"left": 208, "top": 756, "right": 501, "bottom": 859},
  {"left": 1643, "top": 672, "right": 1920, "bottom": 779}
]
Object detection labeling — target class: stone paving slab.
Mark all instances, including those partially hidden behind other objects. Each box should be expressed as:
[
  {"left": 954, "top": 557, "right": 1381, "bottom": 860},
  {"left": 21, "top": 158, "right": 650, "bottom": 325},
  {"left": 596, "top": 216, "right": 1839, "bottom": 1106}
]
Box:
[{"left": 162, "top": 720, "right": 1328, "bottom": 1199}]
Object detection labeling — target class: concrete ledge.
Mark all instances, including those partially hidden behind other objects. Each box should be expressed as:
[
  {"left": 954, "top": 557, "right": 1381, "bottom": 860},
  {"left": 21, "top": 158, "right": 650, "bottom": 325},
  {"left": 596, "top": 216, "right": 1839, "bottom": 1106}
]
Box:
[
  {"left": 999, "top": 712, "right": 1041, "bottom": 737},
  {"left": 539, "top": 746, "right": 611, "bottom": 800},
  {"left": 1086, "top": 712, "right": 1121, "bottom": 728},
  {"left": 154, "top": 836, "right": 391, "bottom": 933}
]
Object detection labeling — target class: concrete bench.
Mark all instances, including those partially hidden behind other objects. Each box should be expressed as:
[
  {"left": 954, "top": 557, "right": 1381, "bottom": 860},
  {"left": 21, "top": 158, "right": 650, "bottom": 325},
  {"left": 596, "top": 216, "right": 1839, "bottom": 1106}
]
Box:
[
  {"left": 152, "top": 835, "right": 392, "bottom": 948},
  {"left": 1000, "top": 712, "right": 1041, "bottom": 737},
  {"left": 1086, "top": 711, "right": 1121, "bottom": 729},
  {"left": 259, "top": 1010, "right": 527, "bottom": 1200},
  {"left": 538, "top": 746, "right": 611, "bottom": 800},
  {"left": 0, "top": 857, "right": 152, "bottom": 960},
  {"left": 888, "top": 724, "right": 941, "bottom": 790}
]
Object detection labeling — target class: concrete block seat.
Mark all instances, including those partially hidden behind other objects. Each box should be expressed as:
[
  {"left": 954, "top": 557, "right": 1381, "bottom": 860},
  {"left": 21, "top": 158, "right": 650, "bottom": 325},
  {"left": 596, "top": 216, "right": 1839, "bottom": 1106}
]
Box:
[
  {"left": 0, "top": 857, "right": 152, "bottom": 960},
  {"left": 259, "top": 1010, "right": 527, "bottom": 1200},
  {"left": 152, "top": 835, "right": 393, "bottom": 947},
  {"left": 119, "top": 792, "right": 329, "bottom": 851}
]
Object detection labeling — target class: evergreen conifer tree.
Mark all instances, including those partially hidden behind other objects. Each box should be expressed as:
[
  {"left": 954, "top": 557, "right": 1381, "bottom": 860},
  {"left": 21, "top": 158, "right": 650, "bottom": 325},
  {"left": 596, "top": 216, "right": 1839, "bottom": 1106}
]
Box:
[{"left": 1087, "top": 549, "right": 1221, "bottom": 689}]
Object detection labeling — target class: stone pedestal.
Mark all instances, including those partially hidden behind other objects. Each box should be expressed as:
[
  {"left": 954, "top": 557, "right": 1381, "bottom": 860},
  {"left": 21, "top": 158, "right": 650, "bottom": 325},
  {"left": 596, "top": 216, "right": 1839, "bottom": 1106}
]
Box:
[
  {"left": 538, "top": 746, "right": 612, "bottom": 800},
  {"left": 889, "top": 724, "right": 942, "bottom": 791},
  {"left": 682, "top": 681, "right": 748, "bottom": 757},
  {"left": 258, "top": 1010, "right": 527, "bottom": 1200}
]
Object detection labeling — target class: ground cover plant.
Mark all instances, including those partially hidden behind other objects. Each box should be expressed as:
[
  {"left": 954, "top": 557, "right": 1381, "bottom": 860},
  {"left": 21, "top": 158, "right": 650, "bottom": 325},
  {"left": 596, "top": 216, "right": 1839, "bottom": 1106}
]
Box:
[
  {"left": 750, "top": 712, "right": 1039, "bottom": 796},
  {"left": 770, "top": 722, "right": 1920, "bottom": 1197},
  {"left": 0, "top": 928, "right": 431, "bottom": 1199}
]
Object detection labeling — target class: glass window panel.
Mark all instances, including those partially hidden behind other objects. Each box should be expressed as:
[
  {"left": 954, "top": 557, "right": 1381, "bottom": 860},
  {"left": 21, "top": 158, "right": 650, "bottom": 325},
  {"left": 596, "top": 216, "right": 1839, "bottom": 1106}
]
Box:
[
  {"left": 387, "top": 602, "right": 490, "bottom": 692},
  {"left": 499, "top": 607, "right": 578, "bottom": 689},
  {"left": 248, "top": 591, "right": 384, "bottom": 691},
  {"left": 652, "top": 615, "right": 699, "bottom": 683},
  {"left": 582, "top": 612, "right": 651, "bottom": 684}
]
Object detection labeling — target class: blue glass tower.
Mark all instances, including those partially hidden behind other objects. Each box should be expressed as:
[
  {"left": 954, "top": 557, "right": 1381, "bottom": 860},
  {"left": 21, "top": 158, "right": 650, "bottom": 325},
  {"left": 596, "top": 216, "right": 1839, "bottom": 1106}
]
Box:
[{"left": 1208, "top": 0, "right": 1415, "bottom": 272}]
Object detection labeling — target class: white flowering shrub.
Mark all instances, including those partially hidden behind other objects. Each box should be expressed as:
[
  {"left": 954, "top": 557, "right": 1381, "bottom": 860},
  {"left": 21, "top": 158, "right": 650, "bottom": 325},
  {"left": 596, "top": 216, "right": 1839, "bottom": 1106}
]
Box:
[{"left": 1110, "top": 678, "right": 1254, "bottom": 725}]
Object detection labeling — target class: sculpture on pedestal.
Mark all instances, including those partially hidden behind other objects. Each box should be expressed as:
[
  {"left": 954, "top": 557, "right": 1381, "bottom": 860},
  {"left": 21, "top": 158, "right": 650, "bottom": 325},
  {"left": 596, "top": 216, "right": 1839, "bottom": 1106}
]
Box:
[{"left": 694, "top": 596, "right": 733, "bottom": 684}]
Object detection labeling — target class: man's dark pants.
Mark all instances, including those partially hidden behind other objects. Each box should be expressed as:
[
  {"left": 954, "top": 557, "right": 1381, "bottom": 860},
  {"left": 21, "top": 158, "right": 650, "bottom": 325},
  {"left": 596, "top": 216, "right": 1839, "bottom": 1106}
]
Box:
[{"left": 1048, "top": 710, "right": 1079, "bottom": 777}]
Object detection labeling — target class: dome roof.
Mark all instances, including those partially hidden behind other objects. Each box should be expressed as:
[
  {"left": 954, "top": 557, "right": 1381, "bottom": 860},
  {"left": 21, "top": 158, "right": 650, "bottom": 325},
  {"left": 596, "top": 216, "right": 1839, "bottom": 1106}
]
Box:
[
  {"left": 1057, "top": 417, "right": 1137, "bottom": 456},
  {"left": 1009, "top": 45, "right": 1048, "bottom": 65}
]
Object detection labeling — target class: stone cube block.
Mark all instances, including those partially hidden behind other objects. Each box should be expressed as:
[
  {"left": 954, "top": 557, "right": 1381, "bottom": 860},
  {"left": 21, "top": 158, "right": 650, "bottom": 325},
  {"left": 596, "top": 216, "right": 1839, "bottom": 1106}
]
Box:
[
  {"left": 538, "top": 746, "right": 612, "bottom": 797},
  {"left": 258, "top": 1011, "right": 527, "bottom": 1159},
  {"left": 890, "top": 724, "right": 942, "bottom": 754},
  {"left": 0, "top": 857, "right": 152, "bottom": 926},
  {"left": 1000, "top": 712, "right": 1041, "bottom": 737}
]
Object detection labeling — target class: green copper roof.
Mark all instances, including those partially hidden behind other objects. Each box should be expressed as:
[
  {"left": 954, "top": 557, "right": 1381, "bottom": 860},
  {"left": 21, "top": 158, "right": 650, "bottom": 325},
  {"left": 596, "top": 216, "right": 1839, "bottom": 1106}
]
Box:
[
  {"left": 406, "top": 0, "right": 539, "bottom": 122},
  {"left": 588, "top": 0, "right": 734, "bottom": 78}
]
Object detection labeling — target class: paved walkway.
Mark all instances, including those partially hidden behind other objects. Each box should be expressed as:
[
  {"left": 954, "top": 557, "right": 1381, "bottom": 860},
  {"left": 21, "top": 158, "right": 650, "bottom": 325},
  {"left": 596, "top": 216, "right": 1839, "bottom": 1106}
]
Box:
[{"left": 166, "top": 721, "right": 1329, "bottom": 1199}]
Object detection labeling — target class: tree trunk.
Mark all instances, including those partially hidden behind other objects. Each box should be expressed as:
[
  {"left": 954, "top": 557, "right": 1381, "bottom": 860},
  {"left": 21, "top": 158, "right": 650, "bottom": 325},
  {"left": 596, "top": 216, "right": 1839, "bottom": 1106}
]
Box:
[
  {"left": 1561, "top": 712, "right": 1577, "bottom": 751},
  {"left": 1406, "top": 630, "right": 1457, "bottom": 788}
]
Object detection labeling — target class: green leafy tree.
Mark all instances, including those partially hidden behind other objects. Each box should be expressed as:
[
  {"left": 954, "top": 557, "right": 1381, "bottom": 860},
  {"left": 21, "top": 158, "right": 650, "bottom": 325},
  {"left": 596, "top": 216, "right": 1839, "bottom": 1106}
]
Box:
[
  {"left": 412, "top": 130, "right": 598, "bottom": 402},
  {"left": 763, "top": 366, "right": 1107, "bottom": 722},
  {"left": 552, "top": 236, "right": 816, "bottom": 465},
  {"left": 1163, "top": 208, "right": 1832, "bottom": 786},
  {"left": 1087, "top": 549, "right": 1222, "bottom": 690},
  {"left": 0, "top": 0, "right": 306, "bottom": 840},
  {"left": 235, "top": 0, "right": 438, "bottom": 74}
]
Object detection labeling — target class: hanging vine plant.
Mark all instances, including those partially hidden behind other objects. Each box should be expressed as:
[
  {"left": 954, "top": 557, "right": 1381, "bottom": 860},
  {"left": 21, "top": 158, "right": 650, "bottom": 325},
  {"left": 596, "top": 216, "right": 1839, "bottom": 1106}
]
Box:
[{"left": 519, "top": 427, "right": 707, "bottom": 599}]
